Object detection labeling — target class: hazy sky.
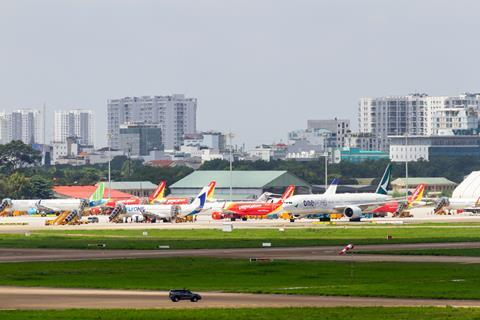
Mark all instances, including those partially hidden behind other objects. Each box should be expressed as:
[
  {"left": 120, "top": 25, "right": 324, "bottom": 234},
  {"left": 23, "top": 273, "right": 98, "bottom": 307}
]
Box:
[{"left": 1, "top": 0, "right": 479, "bottom": 147}]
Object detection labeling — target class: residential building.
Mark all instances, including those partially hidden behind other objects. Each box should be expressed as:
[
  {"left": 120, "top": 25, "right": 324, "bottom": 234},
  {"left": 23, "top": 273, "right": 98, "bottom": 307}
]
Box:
[
  {"left": 107, "top": 94, "right": 197, "bottom": 150},
  {"left": 119, "top": 122, "right": 162, "bottom": 156},
  {"left": 183, "top": 131, "right": 227, "bottom": 153},
  {"left": 52, "top": 136, "right": 80, "bottom": 163},
  {"left": 432, "top": 107, "right": 478, "bottom": 134},
  {"left": 54, "top": 109, "right": 94, "bottom": 146},
  {"left": 307, "top": 118, "right": 350, "bottom": 147},
  {"left": 346, "top": 133, "right": 382, "bottom": 151},
  {"left": 0, "top": 109, "right": 44, "bottom": 145},
  {"left": 359, "top": 93, "right": 480, "bottom": 151}
]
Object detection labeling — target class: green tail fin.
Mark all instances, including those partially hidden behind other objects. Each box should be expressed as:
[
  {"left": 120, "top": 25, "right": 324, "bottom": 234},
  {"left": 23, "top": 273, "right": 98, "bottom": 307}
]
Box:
[
  {"left": 375, "top": 164, "right": 392, "bottom": 195},
  {"left": 90, "top": 182, "right": 105, "bottom": 201}
]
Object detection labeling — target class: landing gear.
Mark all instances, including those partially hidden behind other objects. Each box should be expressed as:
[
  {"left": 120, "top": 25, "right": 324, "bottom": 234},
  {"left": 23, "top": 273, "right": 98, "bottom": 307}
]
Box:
[
  {"left": 289, "top": 218, "right": 295, "bottom": 223},
  {"left": 241, "top": 217, "right": 247, "bottom": 221}
]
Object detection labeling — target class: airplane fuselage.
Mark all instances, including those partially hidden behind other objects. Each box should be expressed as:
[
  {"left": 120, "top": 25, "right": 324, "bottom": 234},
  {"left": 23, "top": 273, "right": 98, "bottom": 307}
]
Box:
[{"left": 282, "top": 193, "right": 390, "bottom": 216}]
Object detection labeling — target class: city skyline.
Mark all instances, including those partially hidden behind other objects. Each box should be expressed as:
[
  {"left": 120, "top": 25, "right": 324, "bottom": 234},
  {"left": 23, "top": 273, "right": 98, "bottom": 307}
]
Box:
[{"left": 1, "top": 1, "right": 479, "bottom": 148}]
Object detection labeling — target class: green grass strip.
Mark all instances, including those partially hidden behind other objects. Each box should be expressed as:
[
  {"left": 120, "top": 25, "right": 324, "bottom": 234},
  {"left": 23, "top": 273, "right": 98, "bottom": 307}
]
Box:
[
  {"left": 0, "top": 307, "right": 479, "bottom": 320},
  {"left": 0, "top": 257, "right": 479, "bottom": 299}
]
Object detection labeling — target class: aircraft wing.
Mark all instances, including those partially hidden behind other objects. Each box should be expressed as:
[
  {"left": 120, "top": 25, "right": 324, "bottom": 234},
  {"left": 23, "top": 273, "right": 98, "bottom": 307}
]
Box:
[
  {"left": 140, "top": 209, "right": 172, "bottom": 219},
  {"left": 333, "top": 198, "right": 405, "bottom": 213},
  {"left": 35, "top": 204, "right": 64, "bottom": 213}
]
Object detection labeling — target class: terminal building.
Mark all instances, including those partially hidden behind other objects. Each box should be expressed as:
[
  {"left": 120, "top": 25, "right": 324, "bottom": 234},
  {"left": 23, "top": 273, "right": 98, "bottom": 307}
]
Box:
[
  {"left": 389, "top": 130, "right": 480, "bottom": 162},
  {"left": 170, "top": 170, "right": 311, "bottom": 200}
]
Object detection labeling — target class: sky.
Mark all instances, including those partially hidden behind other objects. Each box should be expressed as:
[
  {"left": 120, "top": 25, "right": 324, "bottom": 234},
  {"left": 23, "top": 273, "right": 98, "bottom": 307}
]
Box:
[{"left": 1, "top": 0, "right": 479, "bottom": 148}]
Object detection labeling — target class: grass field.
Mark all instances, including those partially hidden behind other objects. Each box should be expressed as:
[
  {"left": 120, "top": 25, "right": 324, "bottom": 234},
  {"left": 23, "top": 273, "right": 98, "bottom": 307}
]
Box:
[
  {"left": 0, "top": 308, "right": 479, "bottom": 320},
  {"left": 0, "top": 257, "right": 479, "bottom": 299},
  {"left": 362, "top": 248, "right": 480, "bottom": 257},
  {"left": 0, "top": 226, "right": 479, "bottom": 249}
]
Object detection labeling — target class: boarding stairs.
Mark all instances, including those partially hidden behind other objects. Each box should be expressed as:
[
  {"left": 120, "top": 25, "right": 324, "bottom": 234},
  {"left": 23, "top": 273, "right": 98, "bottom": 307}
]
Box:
[
  {"left": 434, "top": 197, "right": 450, "bottom": 215},
  {"left": 109, "top": 203, "right": 126, "bottom": 222}
]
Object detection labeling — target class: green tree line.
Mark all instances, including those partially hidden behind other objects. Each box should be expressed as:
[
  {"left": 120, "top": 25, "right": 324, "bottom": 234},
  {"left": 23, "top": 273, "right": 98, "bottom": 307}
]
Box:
[{"left": 0, "top": 141, "right": 478, "bottom": 199}]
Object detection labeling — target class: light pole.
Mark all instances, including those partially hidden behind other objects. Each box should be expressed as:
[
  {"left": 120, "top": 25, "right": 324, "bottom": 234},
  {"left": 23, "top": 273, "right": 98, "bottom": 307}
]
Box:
[
  {"left": 324, "top": 152, "right": 328, "bottom": 190},
  {"left": 107, "top": 132, "right": 112, "bottom": 199},
  {"left": 228, "top": 132, "right": 234, "bottom": 201},
  {"left": 405, "top": 105, "right": 409, "bottom": 201}
]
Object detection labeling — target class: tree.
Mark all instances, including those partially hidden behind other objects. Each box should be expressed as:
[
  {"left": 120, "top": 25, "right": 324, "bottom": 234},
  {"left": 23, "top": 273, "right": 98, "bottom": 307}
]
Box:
[
  {"left": 29, "top": 175, "right": 53, "bottom": 198},
  {"left": 0, "top": 141, "right": 41, "bottom": 173}
]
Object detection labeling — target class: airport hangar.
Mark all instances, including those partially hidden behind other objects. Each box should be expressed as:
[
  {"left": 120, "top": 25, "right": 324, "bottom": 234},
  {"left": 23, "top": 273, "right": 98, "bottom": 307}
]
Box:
[{"left": 169, "top": 170, "right": 311, "bottom": 201}]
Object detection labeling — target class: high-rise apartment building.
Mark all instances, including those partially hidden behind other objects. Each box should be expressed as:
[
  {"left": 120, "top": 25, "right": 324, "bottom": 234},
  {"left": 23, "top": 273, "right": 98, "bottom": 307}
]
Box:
[
  {"left": 0, "top": 109, "right": 44, "bottom": 145},
  {"left": 54, "top": 109, "right": 94, "bottom": 146},
  {"left": 119, "top": 122, "right": 162, "bottom": 156},
  {"left": 307, "top": 118, "right": 350, "bottom": 147},
  {"left": 358, "top": 93, "right": 480, "bottom": 151},
  {"left": 107, "top": 94, "right": 197, "bottom": 150}
]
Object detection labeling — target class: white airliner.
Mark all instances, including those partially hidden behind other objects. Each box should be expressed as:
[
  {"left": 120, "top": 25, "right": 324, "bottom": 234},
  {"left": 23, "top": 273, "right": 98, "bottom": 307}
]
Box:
[
  {"left": 282, "top": 164, "right": 393, "bottom": 221},
  {"left": 109, "top": 184, "right": 210, "bottom": 222}
]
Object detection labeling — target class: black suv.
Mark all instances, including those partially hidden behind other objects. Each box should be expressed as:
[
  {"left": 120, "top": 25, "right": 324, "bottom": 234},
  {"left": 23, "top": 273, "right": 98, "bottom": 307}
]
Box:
[{"left": 169, "top": 289, "right": 202, "bottom": 302}]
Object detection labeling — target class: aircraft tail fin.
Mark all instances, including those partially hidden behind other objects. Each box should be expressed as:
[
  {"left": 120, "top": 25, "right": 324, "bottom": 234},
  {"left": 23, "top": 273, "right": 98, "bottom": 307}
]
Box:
[
  {"left": 206, "top": 181, "right": 216, "bottom": 201},
  {"left": 90, "top": 182, "right": 105, "bottom": 202},
  {"left": 186, "top": 185, "right": 209, "bottom": 216},
  {"left": 324, "top": 178, "right": 339, "bottom": 195},
  {"left": 149, "top": 181, "right": 166, "bottom": 204},
  {"left": 375, "top": 164, "right": 392, "bottom": 195},
  {"left": 408, "top": 184, "right": 425, "bottom": 205},
  {"left": 281, "top": 185, "right": 295, "bottom": 200}
]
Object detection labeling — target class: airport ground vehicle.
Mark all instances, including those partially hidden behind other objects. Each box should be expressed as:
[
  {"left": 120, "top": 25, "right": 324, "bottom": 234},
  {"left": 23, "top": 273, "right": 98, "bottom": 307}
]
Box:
[
  {"left": 87, "top": 216, "right": 99, "bottom": 223},
  {"left": 169, "top": 289, "right": 202, "bottom": 302}
]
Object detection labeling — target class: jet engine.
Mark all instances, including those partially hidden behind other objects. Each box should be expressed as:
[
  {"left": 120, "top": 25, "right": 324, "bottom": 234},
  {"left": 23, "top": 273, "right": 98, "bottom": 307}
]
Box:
[
  {"left": 343, "top": 206, "right": 362, "bottom": 221},
  {"left": 211, "top": 211, "right": 224, "bottom": 220},
  {"left": 131, "top": 214, "right": 145, "bottom": 223},
  {"left": 27, "top": 207, "right": 39, "bottom": 215}
]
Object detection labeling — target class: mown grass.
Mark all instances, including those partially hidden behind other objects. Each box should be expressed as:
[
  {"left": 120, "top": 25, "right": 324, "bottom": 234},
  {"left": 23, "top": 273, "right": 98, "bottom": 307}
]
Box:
[
  {"left": 362, "top": 248, "right": 480, "bottom": 257},
  {"left": 0, "top": 226, "right": 479, "bottom": 250},
  {"left": 0, "top": 308, "right": 479, "bottom": 320},
  {"left": 0, "top": 257, "right": 479, "bottom": 299}
]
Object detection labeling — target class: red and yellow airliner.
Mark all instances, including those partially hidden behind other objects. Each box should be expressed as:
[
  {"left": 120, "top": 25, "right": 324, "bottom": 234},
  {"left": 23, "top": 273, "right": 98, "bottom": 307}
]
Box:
[
  {"left": 371, "top": 184, "right": 425, "bottom": 215},
  {"left": 211, "top": 185, "right": 295, "bottom": 221}
]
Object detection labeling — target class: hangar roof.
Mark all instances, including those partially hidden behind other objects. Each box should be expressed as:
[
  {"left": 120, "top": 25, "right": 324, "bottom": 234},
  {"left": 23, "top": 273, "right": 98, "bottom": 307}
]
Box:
[
  {"left": 53, "top": 186, "right": 134, "bottom": 200},
  {"left": 391, "top": 177, "right": 457, "bottom": 186},
  {"left": 106, "top": 181, "right": 158, "bottom": 190},
  {"left": 170, "top": 170, "right": 311, "bottom": 189}
]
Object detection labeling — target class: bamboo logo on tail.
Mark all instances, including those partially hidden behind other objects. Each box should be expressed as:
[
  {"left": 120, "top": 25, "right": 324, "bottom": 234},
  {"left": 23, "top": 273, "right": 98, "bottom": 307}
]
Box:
[{"left": 90, "top": 182, "right": 105, "bottom": 202}]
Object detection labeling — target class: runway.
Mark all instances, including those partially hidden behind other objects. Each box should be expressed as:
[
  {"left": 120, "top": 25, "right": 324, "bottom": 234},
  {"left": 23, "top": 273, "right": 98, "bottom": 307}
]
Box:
[
  {"left": 0, "top": 242, "right": 480, "bottom": 264},
  {"left": 1, "top": 286, "right": 480, "bottom": 309}
]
